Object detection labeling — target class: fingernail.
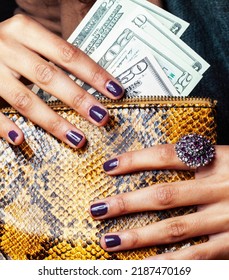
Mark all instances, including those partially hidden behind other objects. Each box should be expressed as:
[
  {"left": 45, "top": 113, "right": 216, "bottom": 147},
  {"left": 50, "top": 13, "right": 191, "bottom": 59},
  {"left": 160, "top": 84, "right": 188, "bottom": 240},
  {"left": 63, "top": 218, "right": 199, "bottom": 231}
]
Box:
[
  {"left": 8, "top": 130, "right": 18, "bottom": 142},
  {"left": 89, "top": 106, "right": 107, "bottom": 123},
  {"left": 103, "top": 158, "right": 119, "bottom": 172},
  {"left": 66, "top": 130, "right": 83, "bottom": 146},
  {"left": 90, "top": 202, "right": 108, "bottom": 217},
  {"left": 106, "top": 81, "right": 123, "bottom": 97},
  {"left": 105, "top": 235, "right": 121, "bottom": 248}
]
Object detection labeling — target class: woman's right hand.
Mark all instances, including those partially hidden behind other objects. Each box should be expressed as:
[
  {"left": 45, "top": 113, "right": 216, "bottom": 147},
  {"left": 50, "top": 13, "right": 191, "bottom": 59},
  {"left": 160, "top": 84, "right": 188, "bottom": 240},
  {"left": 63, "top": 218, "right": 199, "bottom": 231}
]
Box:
[{"left": 0, "top": 15, "right": 124, "bottom": 148}]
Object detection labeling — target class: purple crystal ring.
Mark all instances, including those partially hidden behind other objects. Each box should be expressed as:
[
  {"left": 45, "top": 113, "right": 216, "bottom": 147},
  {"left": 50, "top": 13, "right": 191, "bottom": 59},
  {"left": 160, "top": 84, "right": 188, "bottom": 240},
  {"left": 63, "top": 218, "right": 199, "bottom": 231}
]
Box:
[{"left": 175, "top": 134, "right": 215, "bottom": 168}]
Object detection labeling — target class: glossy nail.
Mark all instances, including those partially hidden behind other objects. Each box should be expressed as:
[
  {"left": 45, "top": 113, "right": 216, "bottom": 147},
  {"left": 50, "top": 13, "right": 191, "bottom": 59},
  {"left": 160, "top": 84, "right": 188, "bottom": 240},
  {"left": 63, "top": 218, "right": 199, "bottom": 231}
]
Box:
[
  {"left": 106, "top": 81, "right": 123, "bottom": 97},
  {"left": 103, "top": 158, "right": 119, "bottom": 172},
  {"left": 8, "top": 130, "right": 18, "bottom": 142},
  {"left": 89, "top": 106, "right": 107, "bottom": 123},
  {"left": 90, "top": 202, "right": 108, "bottom": 217},
  {"left": 66, "top": 131, "right": 83, "bottom": 146},
  {"left": 105, "top": 235, "right": 121, "bottom": 248}
]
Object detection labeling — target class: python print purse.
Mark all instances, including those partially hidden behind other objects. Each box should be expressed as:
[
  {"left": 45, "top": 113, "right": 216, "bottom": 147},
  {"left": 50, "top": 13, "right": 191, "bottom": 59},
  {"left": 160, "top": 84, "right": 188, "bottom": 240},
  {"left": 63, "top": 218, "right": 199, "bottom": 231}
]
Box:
[{"left": 0, "top": 97, "right": 217, "bottom": 260}]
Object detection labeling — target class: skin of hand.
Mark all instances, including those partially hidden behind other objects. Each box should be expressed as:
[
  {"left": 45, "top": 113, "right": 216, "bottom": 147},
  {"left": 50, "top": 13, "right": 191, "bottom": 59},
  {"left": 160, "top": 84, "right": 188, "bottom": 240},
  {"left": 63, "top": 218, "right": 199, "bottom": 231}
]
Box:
[
  {"left": 89, "top": 145, "right": 229, "bottom": 260},
  {"left": 0, "top": 15, "right": 124, "bottom": 148}
]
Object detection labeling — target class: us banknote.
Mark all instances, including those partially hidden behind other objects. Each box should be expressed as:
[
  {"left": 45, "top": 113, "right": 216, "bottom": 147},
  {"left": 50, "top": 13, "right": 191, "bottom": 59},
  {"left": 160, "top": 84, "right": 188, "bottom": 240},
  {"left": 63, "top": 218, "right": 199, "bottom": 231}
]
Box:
[
  {"left": 68, "top": 0, "right": 189, "bottom": 48},
  {"left": 92, "top": 51, "right": 179, "bottom": 99},
  {"left": 34, "top": 0, "right": 209, "bottom": 101},
  {"left": 130, "top": 0, "right": 189, "bottom": 36},
  {"left": 127, "top": 8, "right": 210, "bottom": 75},
  {"left": 68, "top": 0, "right": 206, "bottom": 95},
  {"left": 81, "top": 21, "right": 202, "bottom": 96},
  {"left": 115, "top": 54, "right": 179, "bottom": 97},
  {"left": 70, "top": 3, "right": 208, "bottom": 75}
]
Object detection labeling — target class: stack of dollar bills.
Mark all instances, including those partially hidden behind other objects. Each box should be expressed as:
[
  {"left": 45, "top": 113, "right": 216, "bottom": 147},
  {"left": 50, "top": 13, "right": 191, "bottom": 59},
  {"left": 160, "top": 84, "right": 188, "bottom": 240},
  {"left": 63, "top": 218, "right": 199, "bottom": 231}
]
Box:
[{"left": 34, "top": 0, "right": 210, "bottom": 100}]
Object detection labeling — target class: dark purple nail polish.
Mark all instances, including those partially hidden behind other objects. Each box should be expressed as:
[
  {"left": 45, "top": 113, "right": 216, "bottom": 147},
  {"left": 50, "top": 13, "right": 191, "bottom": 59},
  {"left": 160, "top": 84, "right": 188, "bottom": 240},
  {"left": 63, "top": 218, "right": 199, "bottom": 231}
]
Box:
[
  {"left": 90, "top": 202, "right": 108, "bottom": 217},
  {"left": 106, "top": 81, "right": 123, "bottom": 97},
  {"left": 8, "top": 130, "right": 18, "bottom": 142},
  {"left": 89, "top": 106, "right": 107, "bottom": 123},
  {"left": 103, "top": 158, "right": 118, "bottom": 172},
  {"left": 66, "top": 131, "right": 83, "bottom": 146},
  {"left": 105, "top": 235, "right": 121, "bottom": 248}
]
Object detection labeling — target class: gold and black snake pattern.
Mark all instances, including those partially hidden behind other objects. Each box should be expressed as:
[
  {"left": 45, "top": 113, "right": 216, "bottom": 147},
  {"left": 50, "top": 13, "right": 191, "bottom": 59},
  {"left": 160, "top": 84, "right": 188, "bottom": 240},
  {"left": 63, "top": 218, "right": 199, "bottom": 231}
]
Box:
[{"left": 0, "top": 98, "right": 217, "bottom": 260}]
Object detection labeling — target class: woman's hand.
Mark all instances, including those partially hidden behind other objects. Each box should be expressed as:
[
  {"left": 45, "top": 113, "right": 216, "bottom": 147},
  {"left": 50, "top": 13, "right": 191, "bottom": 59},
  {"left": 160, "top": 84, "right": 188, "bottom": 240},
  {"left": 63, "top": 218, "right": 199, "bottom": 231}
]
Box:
[
  {"left": 90, "top": 145, "right": 229, "bottom": 259},
  {"left": 0, "top": 15, "right": 124, "bottom": 147}
]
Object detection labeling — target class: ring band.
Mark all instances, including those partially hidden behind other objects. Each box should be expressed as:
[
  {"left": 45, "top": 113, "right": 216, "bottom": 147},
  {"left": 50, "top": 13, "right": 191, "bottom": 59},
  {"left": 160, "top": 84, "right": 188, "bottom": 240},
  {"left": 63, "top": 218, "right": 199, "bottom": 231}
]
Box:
[{"left": 175, "top": 134, "right": 215, "bottom": 168}]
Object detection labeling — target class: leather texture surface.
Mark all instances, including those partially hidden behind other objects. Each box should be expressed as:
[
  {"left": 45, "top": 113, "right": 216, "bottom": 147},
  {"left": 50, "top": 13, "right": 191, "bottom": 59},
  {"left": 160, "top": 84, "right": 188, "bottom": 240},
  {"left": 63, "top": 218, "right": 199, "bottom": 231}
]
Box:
[{"left": 0, "top": 98, "right": 217, "bottom": 259}]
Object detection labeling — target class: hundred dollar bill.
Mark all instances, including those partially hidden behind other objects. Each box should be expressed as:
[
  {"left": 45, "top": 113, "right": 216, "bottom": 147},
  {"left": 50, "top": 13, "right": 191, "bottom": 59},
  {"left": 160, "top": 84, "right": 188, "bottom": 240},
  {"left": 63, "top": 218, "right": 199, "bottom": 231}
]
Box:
[
  {"left": 130, "top": 0, "right": 189, "bottom": 36},
  {"left": 90, "top": 23, "right": 202, "bottom": 96}
]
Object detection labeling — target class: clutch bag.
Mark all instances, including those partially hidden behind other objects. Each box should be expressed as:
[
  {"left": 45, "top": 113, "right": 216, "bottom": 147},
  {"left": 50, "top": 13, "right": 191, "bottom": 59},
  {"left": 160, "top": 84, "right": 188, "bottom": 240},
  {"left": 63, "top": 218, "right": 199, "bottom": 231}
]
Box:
[{"left": 0, "top": 97, "right": 217, "bottom": 260}]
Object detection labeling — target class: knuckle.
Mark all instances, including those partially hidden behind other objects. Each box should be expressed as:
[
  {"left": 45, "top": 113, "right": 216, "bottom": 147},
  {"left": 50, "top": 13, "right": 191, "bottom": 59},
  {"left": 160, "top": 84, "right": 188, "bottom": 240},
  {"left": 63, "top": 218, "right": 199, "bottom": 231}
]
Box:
[
  {"left": 189, "top": 249, "right": 208, "bottom": 260},
  {"left": 128, "top": 230, "right": 140, "bottom": 248},
  {"left": 1, "top": 15, "right": 30, "bottom": 35},
  {"left": 59, "top": 43, "right": 77, "bottom": 63},
  {"left": 157, "top": 144, "right": 176, "bottom": 164},
  {"left": 34, "top": 64, "right": 56, "bottom": 85},
  {"left": 155, "top": 185, "right": 177, "bottom": 207},
  {"left": 115, "top": 195, "right": 127, "bottom": 215},
  {"left": 48, "top": 118, "right": 63, "bottom": 134},
  {"left": 122, "top": 152, "right": 134, "bottom": 169},
  {"left": 166, "top": 219, "right": 186, "bottom": 240},
  {"left": 72, "top": 92, "right": 87, "bottom": 110},
  {"left": 90, "top": 67, "right": 107, "bottom": 85},
  {"left": 13, "top": 91, "right": 32, "bottom": 111}
]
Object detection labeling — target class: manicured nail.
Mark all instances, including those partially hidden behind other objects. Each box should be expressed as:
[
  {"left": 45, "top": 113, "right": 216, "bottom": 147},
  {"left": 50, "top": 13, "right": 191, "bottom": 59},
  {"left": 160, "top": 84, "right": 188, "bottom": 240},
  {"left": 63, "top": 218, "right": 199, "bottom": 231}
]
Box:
[
  {"left": 8, "top": 130, "right": 18, "bottom": 142},
  {"left": 66, "top": 131, "right": 83, "bottom": 146},
  {"left": 106, "top": 81, "right": 123, "bottom": 97},
  {"left": 90, "top": 202, "right": 108, "bottom": 217},
  {"left": 103, "top": 158, "right": 119, "bottom": 172},
  {"left": 89, "top": 106, "right": 107, "bottom": 123},
  {"left": 105, "top": 235, "right": 121, "bottom": 248}
]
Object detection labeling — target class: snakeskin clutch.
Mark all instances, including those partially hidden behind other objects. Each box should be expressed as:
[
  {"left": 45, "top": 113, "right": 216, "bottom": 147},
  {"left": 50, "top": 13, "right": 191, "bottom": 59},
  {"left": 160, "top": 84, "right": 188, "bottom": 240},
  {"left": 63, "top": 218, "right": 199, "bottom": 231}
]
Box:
[{"left": 0, "top": 97, "right": 217, "bottom": 260}]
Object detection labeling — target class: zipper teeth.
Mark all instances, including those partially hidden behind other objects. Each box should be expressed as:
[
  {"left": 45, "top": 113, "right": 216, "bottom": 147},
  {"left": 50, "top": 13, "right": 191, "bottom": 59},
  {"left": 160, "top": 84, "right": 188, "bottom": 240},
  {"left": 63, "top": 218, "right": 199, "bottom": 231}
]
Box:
[
  {"left": 1, "top": 96, "right": 216, "bottom": 112},
  {"left": 97, "top": 96, "right": 214, "bottom": 105},
  {"left": 47, "top": 96, "right": 215, "bottom": 107}
]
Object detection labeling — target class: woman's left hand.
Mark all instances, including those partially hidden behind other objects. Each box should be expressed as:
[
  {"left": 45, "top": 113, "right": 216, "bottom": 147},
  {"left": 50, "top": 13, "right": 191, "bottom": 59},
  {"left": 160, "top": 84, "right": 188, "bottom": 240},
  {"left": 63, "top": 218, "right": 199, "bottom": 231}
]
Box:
[{"left": 89, "top": 145, "right": 229, "bottom": 260}]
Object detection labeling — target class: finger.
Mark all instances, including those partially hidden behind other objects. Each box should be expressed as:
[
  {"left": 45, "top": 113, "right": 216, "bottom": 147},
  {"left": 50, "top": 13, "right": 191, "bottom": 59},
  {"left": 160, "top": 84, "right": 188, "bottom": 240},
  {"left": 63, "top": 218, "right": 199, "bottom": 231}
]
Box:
[
  {"left": 89, "top": 177, "right": 225, "bottom": 219},
  {"left": 4, "top": 44, "right": 109, "bottom": 126},
  {"left": 195, "top": 145, "right": 229, "bottom": 179},
  {"left": 99, "top": 210, "right": 228, "bottom": 252},
  {"left": 0, "top": 111, "right": 24, "bottom": 145},
  {"left": 146, "top": 232, "right": 229, "bottom": 260},
  {"left": 9, "top": 15, "right": 124, "bottom": 99},
  {"left": 102, "top": 144, "right": 196, "bottom": 175},
  {"left": 1, "top": 77, "right": 86, "bottom": 148}
]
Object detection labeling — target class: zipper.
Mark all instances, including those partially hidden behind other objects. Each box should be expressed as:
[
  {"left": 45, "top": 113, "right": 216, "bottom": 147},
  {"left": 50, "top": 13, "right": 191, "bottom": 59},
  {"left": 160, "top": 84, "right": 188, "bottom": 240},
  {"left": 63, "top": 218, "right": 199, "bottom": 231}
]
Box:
[
  {"left": 47, "top": 96, "right": 216, "bottom": 109},
  {"left": 1, "top": 96, "right": 217, "bottom": 113}
]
